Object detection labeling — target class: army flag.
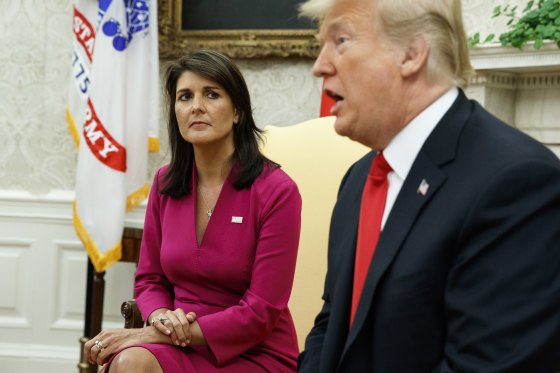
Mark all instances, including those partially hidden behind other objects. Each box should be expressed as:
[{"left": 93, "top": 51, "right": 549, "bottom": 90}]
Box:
[{"left": 67, "top": 0, "right": 159, "bottom": 272}]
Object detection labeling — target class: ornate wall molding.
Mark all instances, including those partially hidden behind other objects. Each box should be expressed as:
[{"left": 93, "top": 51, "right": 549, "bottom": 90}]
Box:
[
  {"left": 157, "top": 0, "right": 320, "bottom": 59},
  {"left": 517, "top": 72, "right": 560, "bottom": 89},
  {"left": 470, "top": 42, "right": 560, "bottom": 72},
  {"left": 467, "top": 44, "right": 560, "bottom": 146},
  {"left": 470, "top": 71, "right": 560, "bottom": 90},
  {"left": 469, "top": 71, "right": 518, "bottom": 89}
]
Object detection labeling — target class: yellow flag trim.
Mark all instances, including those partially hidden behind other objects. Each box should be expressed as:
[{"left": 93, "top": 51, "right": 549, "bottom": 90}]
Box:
[
  {"left": 67, "top": 107, "right": 80, "bottom": 149},
  {"left": 127, "top": 183, "right": 149, "bottom": 212},
  {"left": 73, "top": 201, "right": 122, "bottom": 273},
  {"left": 68, "top": 108, "right": 151, "bottom": 271},
  {"left": 72, "top": 183, "right": 149, "bottom": 272},
  {"left": 148, "top": 137, "right": 159, "bottom": 152}
]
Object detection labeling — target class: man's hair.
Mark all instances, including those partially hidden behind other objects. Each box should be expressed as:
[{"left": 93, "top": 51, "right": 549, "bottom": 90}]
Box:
[{"left": 299, "top": 0, "right": 473, "bottom": 86}]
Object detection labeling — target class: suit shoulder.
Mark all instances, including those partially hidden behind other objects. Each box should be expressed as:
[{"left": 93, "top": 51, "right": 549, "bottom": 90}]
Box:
[
  {"left": 466, "top": 104, "right": 559, "bottom": 166},
  {"left": 342, "top": 151, "right": 376, "bottom": 183}
]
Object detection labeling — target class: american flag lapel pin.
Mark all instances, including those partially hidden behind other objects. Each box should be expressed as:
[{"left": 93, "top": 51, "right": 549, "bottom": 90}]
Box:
[
  {"left": 231, "top": 216, "right": 243, "bottom": 224},
  {"left": 417, "top": 178, "right": 430, "bottom": 196}
]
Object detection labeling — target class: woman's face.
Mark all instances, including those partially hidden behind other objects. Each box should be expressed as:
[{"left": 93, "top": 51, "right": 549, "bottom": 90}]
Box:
[{"left": 174, "top": 71, "right": 238, "bottom": 150}]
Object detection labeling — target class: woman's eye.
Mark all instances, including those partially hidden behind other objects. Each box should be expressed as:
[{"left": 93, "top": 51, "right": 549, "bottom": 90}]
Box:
[
  {"left": 179, "top": 93, "right": 192, "bottom": 101},
  {"left": 207, "top": 91, "right": 219, "bottom": 99}
]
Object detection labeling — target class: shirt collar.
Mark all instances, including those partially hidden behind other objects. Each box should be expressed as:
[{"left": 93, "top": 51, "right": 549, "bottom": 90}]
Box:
[{"left": 384, "top": 87, "right": 458, "bottom": 181}]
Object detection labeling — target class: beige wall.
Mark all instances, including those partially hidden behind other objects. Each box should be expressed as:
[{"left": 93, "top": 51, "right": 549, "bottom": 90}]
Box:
[{"left": 0, "top": 0, "right": 534, "bottom": 193}]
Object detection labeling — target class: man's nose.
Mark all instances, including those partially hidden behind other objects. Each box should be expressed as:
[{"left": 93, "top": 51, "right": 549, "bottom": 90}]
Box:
[{"left": 312, "top": 45, "right": 335, "bottom": 78}]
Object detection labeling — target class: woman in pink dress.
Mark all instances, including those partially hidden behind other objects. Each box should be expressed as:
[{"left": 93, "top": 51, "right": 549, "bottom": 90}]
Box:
[{"left": 84, "top": 49, "right": 302, "bottom": 372}]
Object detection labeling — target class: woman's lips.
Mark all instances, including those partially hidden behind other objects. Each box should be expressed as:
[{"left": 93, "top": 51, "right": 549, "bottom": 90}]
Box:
[{"left": 190, "top": 121, "right": 209, "bottom": 127}]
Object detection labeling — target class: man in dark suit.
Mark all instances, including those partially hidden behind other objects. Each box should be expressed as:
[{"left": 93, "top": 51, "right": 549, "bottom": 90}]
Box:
[{"left": 297, "top": 0, "right": 560, "bottom": 372}]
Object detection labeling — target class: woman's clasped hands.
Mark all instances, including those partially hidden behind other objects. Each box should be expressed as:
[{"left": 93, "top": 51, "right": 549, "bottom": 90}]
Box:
[
  {"left": 150, "top": 308, "right": 197, "bottom": 347},
  {"left": 84, "top": 308, "right": 197, "bottom": 366}
]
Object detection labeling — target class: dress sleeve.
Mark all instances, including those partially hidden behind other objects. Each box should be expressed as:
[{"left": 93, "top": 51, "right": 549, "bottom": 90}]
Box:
[
  {"left": 134, "top": 168, "right": 174, "bottom": 321},
  {"left": 198, "top": 173, "right": 302, "bottom": 365}
]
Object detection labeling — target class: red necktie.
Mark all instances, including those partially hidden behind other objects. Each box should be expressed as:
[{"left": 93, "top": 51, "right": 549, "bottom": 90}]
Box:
[{"left": 350, "top": 153, "right": 392, "bottom": 326}]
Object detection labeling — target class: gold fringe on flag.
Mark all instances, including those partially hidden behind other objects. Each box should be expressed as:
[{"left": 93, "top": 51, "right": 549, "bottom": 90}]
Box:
[
  {"left": 73, "top": 201, "right": 122, "bottom": 273},
  {"left": 67, "top": 106, "right": 81, "bottom": 149}
]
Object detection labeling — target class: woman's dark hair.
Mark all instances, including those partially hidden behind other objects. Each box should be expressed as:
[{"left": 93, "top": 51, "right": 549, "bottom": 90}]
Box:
[{"left": 159, "top": 49, "right": 278, "bottom": 198}]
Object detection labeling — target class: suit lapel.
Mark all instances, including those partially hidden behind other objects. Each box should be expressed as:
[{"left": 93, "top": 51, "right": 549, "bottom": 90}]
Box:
[
  {"left": 339, "top": 90, "right": 473, "bottom": 363},
  {"left": 331, "top": 152, "right": 373, "bottom": 321},
  {"left": 343, "top": 152, "right": 446, "bottom": 348},
  {"left": 319, "top": 153, "right": 373, "bottom": 373}
]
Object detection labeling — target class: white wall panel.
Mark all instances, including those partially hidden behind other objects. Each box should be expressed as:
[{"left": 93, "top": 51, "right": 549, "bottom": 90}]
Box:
[
  {"left": 0, "top": 253, "right": 18, "bottom": 308},
  {"left": 0, "top": 190, "right": 138, "bottom": 372},
  {"left": 0, "top": 238, "right": 32, "bottom": 328},
  {"left": 51, "top": 240, "right": 88, "bottom": 330},
  {"left": 0, "top": 343, "right": 79, "bottom": 373}
]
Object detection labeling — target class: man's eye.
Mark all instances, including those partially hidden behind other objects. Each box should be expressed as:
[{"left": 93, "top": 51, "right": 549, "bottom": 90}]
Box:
[{"left": 337, "top": 36, "right": 348, "bottom": 44}]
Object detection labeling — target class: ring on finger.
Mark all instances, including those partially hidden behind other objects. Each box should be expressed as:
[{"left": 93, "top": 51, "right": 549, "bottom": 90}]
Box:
[
  {"left": 159, "top": 317, "right": 168, "bottom": 324},
  {"left": 94, "top": 340, "right": 106, "bottom": 352}
]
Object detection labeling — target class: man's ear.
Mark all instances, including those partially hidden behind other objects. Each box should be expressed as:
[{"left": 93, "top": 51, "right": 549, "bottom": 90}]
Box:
[{"left": 400, "top": 35, "right": 429, "bottom": 78}]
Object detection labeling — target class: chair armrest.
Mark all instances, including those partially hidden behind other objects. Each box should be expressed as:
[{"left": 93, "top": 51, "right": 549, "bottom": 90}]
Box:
[{"left": 121, "top": 299, "right": 145, "bottom": 329}]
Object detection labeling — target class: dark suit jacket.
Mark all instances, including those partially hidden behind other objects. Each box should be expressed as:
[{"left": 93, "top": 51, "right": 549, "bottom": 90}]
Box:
[{"left": 298, "top": 90, "right": 560, "bottom": 373}]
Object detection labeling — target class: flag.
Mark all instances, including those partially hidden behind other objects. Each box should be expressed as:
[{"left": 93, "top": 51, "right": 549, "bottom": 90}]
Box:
[
  {"left": 319, "top": 78, "right": 336, "bottom": 117},
  {"left": 417, "top": 178, "right": 430, "bottom": 196},
  {"left": 67, "top": 0, "right": 159, "bottom": 272}
]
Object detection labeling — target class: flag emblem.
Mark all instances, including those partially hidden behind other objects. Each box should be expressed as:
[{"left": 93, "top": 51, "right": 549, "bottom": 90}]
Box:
[
  {"left": 417, "top": 179, "right": 430, "bottom": 196},
  {"left": 100, "top": 0, "right": 150, "bottom": 51}
]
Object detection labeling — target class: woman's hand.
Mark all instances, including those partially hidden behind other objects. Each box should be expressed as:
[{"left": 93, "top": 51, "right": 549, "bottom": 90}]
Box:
[
  {"left": 150, "top": 308, "right": 197, "bottom": 347},
  {"left": 84, "top": 328, "right": 145, "bottom": 366}
]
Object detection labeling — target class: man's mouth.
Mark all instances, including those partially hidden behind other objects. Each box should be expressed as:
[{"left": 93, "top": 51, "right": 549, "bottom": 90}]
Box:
[{"left": 325, "top": 90, "right": 344, "bottom": 114}]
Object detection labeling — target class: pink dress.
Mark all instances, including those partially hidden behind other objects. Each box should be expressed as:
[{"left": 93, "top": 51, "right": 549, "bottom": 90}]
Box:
[{"left": 108, "top": 163, "right": 301, "bottom": 372}]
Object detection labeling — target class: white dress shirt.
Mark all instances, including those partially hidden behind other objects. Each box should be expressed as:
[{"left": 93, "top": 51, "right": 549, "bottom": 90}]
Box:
[{"left": 380, "top": 87, "right": 459, "bottom": 228}]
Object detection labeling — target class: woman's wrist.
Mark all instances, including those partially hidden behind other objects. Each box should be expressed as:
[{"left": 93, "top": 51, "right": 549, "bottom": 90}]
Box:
[
  {"left": 141, "top": 325, "right": 174, "bottom": 344},
  {"left": 187, "top": 320, "right": 207, "bottom": 346},
  {"left": 148, "top": 307, "right": 170, "bottom": 326}
]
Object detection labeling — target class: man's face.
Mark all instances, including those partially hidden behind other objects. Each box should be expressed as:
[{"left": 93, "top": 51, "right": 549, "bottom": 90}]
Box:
[{"left": 314, "top": 0, "right": 405, "bottom": 150}]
